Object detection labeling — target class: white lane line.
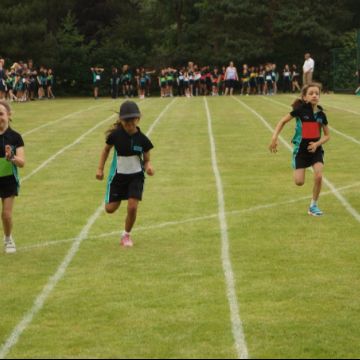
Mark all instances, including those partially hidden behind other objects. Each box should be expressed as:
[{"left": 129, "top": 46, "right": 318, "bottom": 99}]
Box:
[
  {"left": 261, "top": 96, "right": 360, "bottom": 146},
  {"left": 0, "top": 204, "right": 104, "bottom": 360},
  {"left": 204, "top": 97, "right": 249, "bottom": 359},
  {"left": 21, "top": 113, "right": 116, "bottom": 183},
  {"left": 21, "top": 99, "right": 150, "bottom": 183},
  {"left": 281, "top": 94, "right": 360, "bottom": 117},
  {"left": 22, "top": 101, "right": 115, "bottom": 137},
  {"left": 321, "top": 103, "right": 360, "bottom": 116},
  {"left": 233, "top": 96, "right": 360, "bottom": 224},
  {"left": 0, "top": 98, "right": 176, "bottom": 359},
  {"left": 17, "top": 181, "right": 360, "bottom": 253}
]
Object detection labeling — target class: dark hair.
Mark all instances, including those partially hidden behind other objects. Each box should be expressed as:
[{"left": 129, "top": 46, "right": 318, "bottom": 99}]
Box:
[
  {"left": 105, "top": 117, "right": 139, "bottom": 137},
  {"left": 292, "top": 82, "right": 322, "bottom": 109}
]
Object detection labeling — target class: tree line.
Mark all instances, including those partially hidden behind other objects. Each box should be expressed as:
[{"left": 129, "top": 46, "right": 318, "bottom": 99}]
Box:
[{"left": 0, "top": 0, "right": 359, "bottom": 93}]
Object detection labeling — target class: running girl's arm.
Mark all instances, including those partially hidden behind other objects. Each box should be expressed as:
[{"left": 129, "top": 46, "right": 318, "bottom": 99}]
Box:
[
  {"left": 96, "top": 144, "right": 112, "bottom": 180},
  {"left": 269, "top": 113, "right": 293, "bottom": 152},
  {"left": 5, "top": 145, "right": 25, "bottom": 168},
  {"left": 307, "top": 125, "right": 330, "bottom": 153},
  {"left": 143, "top": 151, "right": 154, "bottom": 176}
]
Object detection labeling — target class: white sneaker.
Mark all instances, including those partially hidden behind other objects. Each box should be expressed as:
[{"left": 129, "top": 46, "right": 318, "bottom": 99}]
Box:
[{"left": 4, "top": 238, "right": 16, "bottom": 254}]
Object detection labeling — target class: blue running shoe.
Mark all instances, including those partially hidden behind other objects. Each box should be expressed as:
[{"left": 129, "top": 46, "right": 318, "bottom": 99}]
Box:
[{"left": 308, "top": 205, "right": 323, "bottom": 216}]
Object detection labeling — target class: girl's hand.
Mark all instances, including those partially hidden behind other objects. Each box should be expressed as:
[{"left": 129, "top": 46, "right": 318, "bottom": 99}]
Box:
[
  {"left": 269, "top": 139, "right": 278, "bottom": 153},
  {"left": 96, "top": 168, "right": 104, "bottom": 180},
  {"left": 5, "top": 145, "right": 13, "bottom": 161},
  {"left": 307, "top": 142, "right": 318, "bottom": 153},
  {"left": 145, "top": 164, "right": 155, "bottom": 176}
]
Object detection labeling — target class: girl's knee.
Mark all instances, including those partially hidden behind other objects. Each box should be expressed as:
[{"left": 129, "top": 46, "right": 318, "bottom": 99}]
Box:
[
  {"left": 295, "top": 179, "right": 305, "bottom": 186},
  {"left": 105, "top": 203, "right": 118, "bottom": 214},
  {"left": 314, "top": 172, "right": 323, "bottom": 183},
  {"left": 127, "top": 200, "right": 139, "bottom": 214},
  {"left": 2, "top": 211, "right": 12, "bottom": 222}
]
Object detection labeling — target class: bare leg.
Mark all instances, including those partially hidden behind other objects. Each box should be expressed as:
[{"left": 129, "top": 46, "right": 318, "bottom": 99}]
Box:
[
  {"left": 2, "top": 197, "right": 15, "bottom": 237},
  {"left": 125, "top": 198, "right": 139, "bottom": 233},
  {"left": 312, "top": 162, "right": 323, "bottom": 202},
  {"left": 105, "top": 201, "right": 121, "bottom": 214},
  {"left": 294, "top": 168, "right": 306, "bottom": 186}
]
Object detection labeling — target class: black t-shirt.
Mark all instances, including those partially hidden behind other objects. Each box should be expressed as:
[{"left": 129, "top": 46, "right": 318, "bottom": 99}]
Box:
[
  {"left": 290, "top": 102, "right": 328, "bottom": 147},
  {"left": 0, "top": 127, "right": 24, "bottom": 185},
  {"left": 106, "top": 126, "right": 153, "bottom": 176}
]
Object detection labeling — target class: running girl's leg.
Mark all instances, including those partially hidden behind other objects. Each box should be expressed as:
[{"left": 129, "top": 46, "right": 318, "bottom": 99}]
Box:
[
  {"left": 105, "top": 201, "right": 121, "bottom": 214},
  {"left": 2, "top": 197, "right": 14, "bottom": 237},
  {"left": 312, "top": 162, "right": 323, "bottom": 202},
  {"left": 125, "top": 198, "right": 139, "bottom": 233},
  {"left": 294, "top": 168, "right": 306, "bottom": 186}
]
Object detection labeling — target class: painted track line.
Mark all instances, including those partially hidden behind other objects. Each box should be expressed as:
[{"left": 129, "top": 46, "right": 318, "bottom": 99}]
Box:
[
  {"left": 261, "top": 96, "right": 360, "bottom": 146},
  {"left": 280, "top": 93, "right": 360, "bottom": 117},
  {"left": 204, "top": 97, "right": 249, "bottom": 359},
  {"left": 21, "top": 99, "right": 149, "bottom": 183},
  {"left": 233, "top": 96, "right": 360, "bottom": 224},
  {"left": 0, "top": 98, "right": 176, "bottom": 359},
  {"left": 0, "top": 204, "right": 104, "bottom": 360},
  {"left": 17, "top": 181, "right": 360, "bottom": 253},
  {"left": 22, "top": 100, "right": 115, "bottom": 137},
  {"left": 21, "top": 113, "right": 116, "bottom": 183}
]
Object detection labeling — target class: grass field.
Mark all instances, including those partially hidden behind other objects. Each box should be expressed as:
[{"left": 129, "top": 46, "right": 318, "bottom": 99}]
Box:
[{"left": 0, "top": 94, "right": 359, "bottom": 359}]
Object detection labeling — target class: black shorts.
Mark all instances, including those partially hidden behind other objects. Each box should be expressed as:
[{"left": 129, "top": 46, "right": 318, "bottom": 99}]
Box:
[
  {"left": 0, "top": 81, "right": 6, "bottom": 91},
  {"left": 0, "top": 182, "right": 18, "bottom": 199},
  {"left": 225, "top": 79, "right": 236, "bottom": 89},
  {"left": 107, "top": 173, "right": 144, "bottom": 203},
  {"left": 293, "top": 146, "right": 324, "bottom": 169}
]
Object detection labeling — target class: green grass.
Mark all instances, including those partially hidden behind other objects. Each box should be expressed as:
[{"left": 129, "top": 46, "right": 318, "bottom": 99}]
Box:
[{"left": 0, "top": 95, "right": 359, "bottom": 358}]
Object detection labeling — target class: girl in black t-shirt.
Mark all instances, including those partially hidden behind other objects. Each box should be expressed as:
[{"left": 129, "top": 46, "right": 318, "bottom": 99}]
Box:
[
  {"left": 0, "top": 101, "right": 25, "bottom": 254},
  {"left": 96, "top": 101, "right": 154, "bottom": 248},
  {"left": 269, "top": 83, "right": 330, "bottom": 217}
]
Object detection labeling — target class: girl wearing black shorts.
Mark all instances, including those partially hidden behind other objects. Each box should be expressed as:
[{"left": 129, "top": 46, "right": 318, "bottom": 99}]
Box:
[
  {"left": 0, "top": 101, "right": 25, "bottom": 253},
  {"left": 269, "top": 83, "right": 330, "bottom": 216},
  {"left": 96, "top": 101, "right": 154, "bottom": 247}
]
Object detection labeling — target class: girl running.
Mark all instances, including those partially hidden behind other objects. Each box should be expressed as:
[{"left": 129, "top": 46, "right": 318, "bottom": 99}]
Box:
[
  {"left": 0, "top": 100, "right": 25, "bottom": 253},
  {"left": 96, "top": 101, "right": 154, "bottom": 247},
  {"left": 269, "top": 83, "right": 330, "bottom": 216}
]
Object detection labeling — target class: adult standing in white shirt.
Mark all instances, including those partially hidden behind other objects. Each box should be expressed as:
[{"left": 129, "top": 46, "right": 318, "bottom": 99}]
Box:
[
  {"left": 224, "top": 61, "right": 239, "bottom": 96},
  {"left": 303, "top": 53, "right": 315, "bottom": 86}
]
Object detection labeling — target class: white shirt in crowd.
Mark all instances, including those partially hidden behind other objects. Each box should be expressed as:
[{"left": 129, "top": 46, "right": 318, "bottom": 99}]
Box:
[{"left": 303, "top": 57, "right": 315, "bottom": 73}]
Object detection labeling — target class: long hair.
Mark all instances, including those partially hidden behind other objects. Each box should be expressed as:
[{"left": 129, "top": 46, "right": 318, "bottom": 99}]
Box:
[
  {"left": 292, "top": 82, "right": 322, "bottom": 110},
  {"left": 106, "top": 116, "right": 123, "bottom": 138},
  {"left": 105, "top": 116, "right": 138, "bottom": 138}
]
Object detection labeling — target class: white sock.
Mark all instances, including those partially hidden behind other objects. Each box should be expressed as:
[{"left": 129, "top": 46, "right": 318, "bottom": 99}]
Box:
[
  {"left": 310, "top": 200, "right": 317, "bottom": 207},
  {"left": 4, "top": 235, "right": 12, "bottom": 243},
  {"left": 122, "top": 231, "right": 130, "bottom": 237}
]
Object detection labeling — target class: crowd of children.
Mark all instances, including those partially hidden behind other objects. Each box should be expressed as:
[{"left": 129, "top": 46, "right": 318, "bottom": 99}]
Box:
[
  {"left": 0, "top": 58, "right": 55, "bottom": 102},
  {"left": 92, "top": 61, "right": 305, "bottom": 99}
]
